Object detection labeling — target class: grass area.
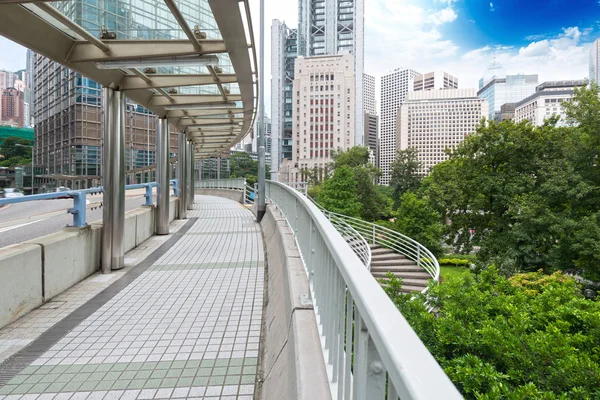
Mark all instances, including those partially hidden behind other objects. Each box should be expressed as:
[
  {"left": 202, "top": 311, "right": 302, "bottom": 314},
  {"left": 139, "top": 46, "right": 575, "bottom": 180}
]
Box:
[{"left": 440, "top": 266, "right": 471, "bottom": 282}]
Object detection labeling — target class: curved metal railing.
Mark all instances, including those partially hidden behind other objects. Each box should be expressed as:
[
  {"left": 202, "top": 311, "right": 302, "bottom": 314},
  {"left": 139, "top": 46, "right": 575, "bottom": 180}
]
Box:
[
  {"left": 309, "top": 196, "right": 440, "bottom": 283},
  {"left": 326, "top": 216, "right": 371, "bottom": 269},
  {"left": 265, "top": 180, "right": 460, "bottom": 400}
]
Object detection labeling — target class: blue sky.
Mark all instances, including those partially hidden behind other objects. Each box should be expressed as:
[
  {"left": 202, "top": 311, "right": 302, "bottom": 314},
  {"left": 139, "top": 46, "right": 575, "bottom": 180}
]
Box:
[{"left": 1, "top": 0, "right": 597, "bottom": 109}]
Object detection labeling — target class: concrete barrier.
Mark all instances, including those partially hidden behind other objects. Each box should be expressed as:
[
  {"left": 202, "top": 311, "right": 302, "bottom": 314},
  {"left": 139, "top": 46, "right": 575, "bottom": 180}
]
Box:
[
  {"left": 0, "top": 244, "right": 43, "bottom": 328},
  {"left": 0, "top": 198, "right": 181, "bottom": 330},
  {"left": 259, "top": 205, "right": 330, "bottom": 400},
  {"left": 26, "top": 225, "right": 102, "bottom": 300},
  {"left": 195, "top": 188, "right": 244, "bottom": 204}
]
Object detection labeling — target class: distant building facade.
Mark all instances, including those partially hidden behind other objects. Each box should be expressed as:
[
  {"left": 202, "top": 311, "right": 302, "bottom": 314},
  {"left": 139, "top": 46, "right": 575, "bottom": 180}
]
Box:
[
  {"left": 499, "top": 103, "right": 515, "bottom": 121},
  {"left": 477, "top": 62, "right": 538, "bottom": 121},
  {"left": 1, "top": 88, "right": 25, "bottom": 128},
  {"left": 397, "top": 88, "right": 488, "bottom": 174},
  {"left": 270, "top": 20, "right": 297, "bottom": 177},
  {"left": 515, "top": 80, "right": 588, "bottom": 126},
  {"left": 379, "top": 68, "right": 420, "bottom": 184},
  {"left": 283, "top": 54, "right": 356, "bottom": 182},
  {"left": 413, "top": 71, "right": 458, "bottom": 91},
  {"left": 590, "top": 39, "right": 600, "bottom": 84}
]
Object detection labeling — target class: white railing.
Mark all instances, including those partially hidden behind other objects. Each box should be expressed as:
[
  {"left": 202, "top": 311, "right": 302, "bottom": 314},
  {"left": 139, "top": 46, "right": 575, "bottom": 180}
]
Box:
[
  {"left": 309, "top": 197, "right": 440, "bottom": 283},
  {"left": 266, "top": 181, "right": 461, "bottom": 400},
  {"left": 195, "top": 177, "right": 246, "bottom": 190},
  {"left": 280, "top": 181, "right": 308, "bottom": 195},
  {"left": 244, "top": 185, "right": 255, "bottom": 204}
]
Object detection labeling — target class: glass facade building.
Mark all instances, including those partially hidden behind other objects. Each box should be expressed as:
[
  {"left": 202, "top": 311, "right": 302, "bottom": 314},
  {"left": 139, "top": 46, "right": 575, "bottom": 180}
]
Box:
[
  {"left": 477, "top": 65, "right": 538, "bottom": 121},
  {"left": 34, "top": 0, "right": 223, "bottom": 187}
]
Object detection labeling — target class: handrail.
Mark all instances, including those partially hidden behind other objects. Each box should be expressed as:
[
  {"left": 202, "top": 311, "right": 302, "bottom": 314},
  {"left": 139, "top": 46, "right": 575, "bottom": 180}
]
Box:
[
  {"left": 309, "top": 196, "right": 441, "bottom": 283},
  {"left": 0, "top": 180, "right": 178, "bottom": 227},
  {"left": 265, "top": 180, "right": 460, "bottom": 399},
  {"left": 195, "top": 178, "right": 246, "bottom": 190},
  {"left": 280, "top": 181, "right": 308, "bottom": 195}
]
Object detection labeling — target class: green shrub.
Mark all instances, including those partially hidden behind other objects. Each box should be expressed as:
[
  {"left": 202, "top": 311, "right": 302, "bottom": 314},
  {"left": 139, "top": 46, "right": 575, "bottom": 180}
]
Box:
[{"left": 438, "top": 258, "right": 472, "bottom": 267}]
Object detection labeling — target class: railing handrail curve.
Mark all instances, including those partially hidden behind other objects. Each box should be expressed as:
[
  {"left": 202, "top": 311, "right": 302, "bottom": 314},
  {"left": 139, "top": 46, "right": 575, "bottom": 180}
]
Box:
[
  {"left": 266, "top": 180, "right": 460, "bottom": 400},
  {"left": 308, "top": 195, "right": 441, "bottom": 282}
]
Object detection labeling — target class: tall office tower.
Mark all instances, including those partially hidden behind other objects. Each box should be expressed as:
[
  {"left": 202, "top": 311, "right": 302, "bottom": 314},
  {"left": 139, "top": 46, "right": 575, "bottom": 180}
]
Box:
[
  {"left": 2, "top": 88, "right": 25, "bottom": 128},
  {"left": 379, "top": 68, "right": 420, "bottom": 185},
  {"left": 250, "top": 113, "right": 271, "bottom": 154},
  {"left": 477, "top": 62, "right": 538, "bottom": 121},
  {"left": 282, "top": 54, "right": 355, "bottom": 182},
  {"left": 414, "top": 71, "right": 458, "bottom": 91},
  {"left": 515, "top": 80, "right": 588, "bottom": 126},
  {"left": 0, "top": 69, "right": 16, "bottom": 92},
  {"left": 363, "top": 73, "right": 376, "bottom": 115},
  {"left": 271, "top": 19, "right": 298, "bottom": 178},
  {"left": 26, "top": 49, "right": 35, "bottom": 126},
  {"left": 590, "top": 39, "right": 600, "bottom": 84},
  {"left": 33, "top": 0, "right": 218, "bottom": 187},
  {"left": 397, "top": 89, "right": 488, "bottom": 175},
  {"left": 298, "top": 0, "right": 365, "bottom": 146}
]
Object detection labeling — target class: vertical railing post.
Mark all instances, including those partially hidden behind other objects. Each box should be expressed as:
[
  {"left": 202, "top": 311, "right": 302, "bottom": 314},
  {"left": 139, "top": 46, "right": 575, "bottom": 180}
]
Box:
[
  {"left": 366, "top": 337, "right": 387, "bottom": 399},
  {"left": 144, "top": 183, "right": 153, "bottom": 206},
  {"left": 417, "top": 246, "right": 421, "bottom": 269},
  {"left": 372, "top": 225, "right": 376, "bottom": 245},
  {"left": 70, "top": 191, "right": 87, "bottom": 227}
]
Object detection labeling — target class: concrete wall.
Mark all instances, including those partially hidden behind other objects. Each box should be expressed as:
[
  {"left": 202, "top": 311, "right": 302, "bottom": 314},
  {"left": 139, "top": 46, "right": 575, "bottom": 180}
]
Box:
[
  {"left": 259, "top": 205, "right": 331, "bottom": 400},
  {"left": 195, "top": 188, "right": 244, "bottom": 204},
  {"left": 0, "top": 244, "right": 43, "bottom": 327},
  {"left": 0, "top": 197, "right": 180, "bottom": 329}
]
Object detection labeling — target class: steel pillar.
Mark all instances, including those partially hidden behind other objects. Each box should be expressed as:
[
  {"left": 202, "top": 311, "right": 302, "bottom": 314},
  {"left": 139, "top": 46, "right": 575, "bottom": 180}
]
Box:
[
  {"left": 156, "top": 118, "right": 170, "bottom": 234},
  {"left": 257, "top": 0, "right": 266, "bottom": 221},
  {"left": 177, "top": 132, "right": 187, "bottom": 219},
  {"left": 102, "top": 88, "right": 126, "bottom": 273},
  {"left": 187, "top": 141, "right": 194, "bottom": 209},
  {"left": 101, "top": 87, "right": 114, "bottom": 274}
]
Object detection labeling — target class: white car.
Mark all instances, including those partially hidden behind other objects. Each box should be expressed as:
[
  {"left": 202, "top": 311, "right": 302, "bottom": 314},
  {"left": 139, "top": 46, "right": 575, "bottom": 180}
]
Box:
[{"left": 2, "top": 188, "right": 24, "bottom": 198}]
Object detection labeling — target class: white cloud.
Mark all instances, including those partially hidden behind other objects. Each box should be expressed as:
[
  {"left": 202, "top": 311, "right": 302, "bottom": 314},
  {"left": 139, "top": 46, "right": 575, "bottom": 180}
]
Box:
[
  {"left": 429, "top": 7, "right": 458, "bottom": 25},
  {"left": 489, "top": 2, "right": 495, "bottom": 12}
]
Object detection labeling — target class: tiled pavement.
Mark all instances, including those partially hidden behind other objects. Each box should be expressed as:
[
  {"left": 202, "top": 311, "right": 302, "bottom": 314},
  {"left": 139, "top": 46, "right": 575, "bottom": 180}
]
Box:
[{"left": 0, "top": 196, "right": 265, "bottom": 399}]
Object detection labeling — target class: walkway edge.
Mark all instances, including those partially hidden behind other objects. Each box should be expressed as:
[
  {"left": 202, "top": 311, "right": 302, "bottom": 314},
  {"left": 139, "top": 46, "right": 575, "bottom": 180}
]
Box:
[{"left": 0, "top": 218, "right": 198, "bottom": 387}]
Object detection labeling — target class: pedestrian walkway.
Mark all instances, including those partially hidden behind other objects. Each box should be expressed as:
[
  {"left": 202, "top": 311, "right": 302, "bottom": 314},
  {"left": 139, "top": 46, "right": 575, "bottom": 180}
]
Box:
[{"left": 0, "top": 196, "right": 265, "bottom": 399}]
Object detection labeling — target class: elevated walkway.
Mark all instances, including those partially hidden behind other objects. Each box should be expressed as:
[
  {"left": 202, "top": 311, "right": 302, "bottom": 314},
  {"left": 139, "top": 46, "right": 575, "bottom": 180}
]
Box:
[{"left": 0, "top": 196, "right": 263, "bottom": 399}]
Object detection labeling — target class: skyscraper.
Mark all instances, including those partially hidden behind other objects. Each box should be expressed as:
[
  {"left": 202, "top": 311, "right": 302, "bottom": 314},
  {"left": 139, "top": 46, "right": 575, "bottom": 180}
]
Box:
[
  {"left": 363, "top": 73, "right": 376, "bottom": 115},
  {"left": 590, "top": 39, "right": 600, "bottom": 84},
  {"left": 271, "top": 20, "right": 297, "bottom": 177},
  {"left": 414, "top": 71, "right": 458, "bottom": 91},
  {"left": 397, "top": 89, "right": 488, "bottom": 175},
  {"left": 297, "top": 0, "right": 364, "bottom": 146},
  {"left": 477, "top": 62, "right": 538, "bottom": 121},
  {"left": 379, "top": 68, "right": 420, "bottom": 185},
  {"left": 282, "top": 54, "right": 355, "bottom": 182},
  {"left": 2, "top": 88, "right": 25, "bottom": 128}
]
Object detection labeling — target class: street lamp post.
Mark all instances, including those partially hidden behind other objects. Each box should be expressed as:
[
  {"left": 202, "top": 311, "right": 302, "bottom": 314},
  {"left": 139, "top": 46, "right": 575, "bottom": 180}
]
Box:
[{"left": 15, "top": 143, "right": 34, "bottom": 194}]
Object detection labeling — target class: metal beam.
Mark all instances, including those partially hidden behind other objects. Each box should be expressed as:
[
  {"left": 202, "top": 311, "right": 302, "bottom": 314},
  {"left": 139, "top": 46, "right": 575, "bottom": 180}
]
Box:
[
  {"left": 67, "top": 40, "right": 226, "bottom": 63},
  {"left": 36, "top": 3, "right": 110, "bottom": 53},
  {"left": 166, "top": 108, "right": 244, "bottom": 118},
  {"left": 163, "top": 0, "right": 203, "bottom": 52},
  {"left": 0, "top": 0, "right": 69, "bottom": 4},
  {"left": 122, "top": 74, "right": 237, "bottom": 90},
  {"left": 151, "top": 94, "right": 241, "bottom": 106},
  {"left": 177, "top": 118, "right": 242, "bottom": 127}
]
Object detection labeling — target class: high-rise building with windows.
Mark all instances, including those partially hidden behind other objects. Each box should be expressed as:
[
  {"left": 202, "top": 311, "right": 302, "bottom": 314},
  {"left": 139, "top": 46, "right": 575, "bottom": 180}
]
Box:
[
  {"left": 515, "top": 80, "right": 588, "bottom": 126},
  {"left": 379, "top": 68, "right": 420, "bottom": 185},
  {"left": 477, "top": 62, "right": 538, "bottom": 121},
  {"left": 363, "top": 73, "right": 376, "bottom": 115},
  {"left": 33, "top": 0, "right": 218, "bottom": 186},
  {"left": 271, "top": 20, "right": 297, "bottom": 177},
  {"left": 363, "top": 73, "right": 377, "bottom": 166},
  {"left": 298, "top": 0, "right": 364, "bottom": 147},
  {"left": 2, "top": 88, "right": 25, "bottom": 128},
  {"left": 590, "top": 39, "right": 600, "bottom": 84},
  {"left": 414, "top": 71, "right": 458, "bottom": 91},
  {"left": 397, "top": 89, "right": 488, "bottom": 175},
  {"left": 280, "top": 54, "right": 355, "bottom": 182}
]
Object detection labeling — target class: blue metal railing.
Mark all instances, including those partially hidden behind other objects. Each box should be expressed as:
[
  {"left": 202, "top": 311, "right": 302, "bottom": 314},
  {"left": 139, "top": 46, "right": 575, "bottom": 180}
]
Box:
[{"left": 0, "top": 180, "right": 178, "bottom": 228}]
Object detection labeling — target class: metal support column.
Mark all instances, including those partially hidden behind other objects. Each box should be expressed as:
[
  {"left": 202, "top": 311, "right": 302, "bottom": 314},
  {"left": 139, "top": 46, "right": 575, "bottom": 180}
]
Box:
[
  {"left": 177, "top": 132, "right": 187, "bottom": 219},
  {"left": 156, "top": 118, "right": 170, "bottom": 234},
  {"left": 101, "top": 87, "right": 114, "bottom": 274},
  {"left": 257, "top": 0, "right": 266, "bottom": 221},
  {"left": 216, "top": 156, "right": 221, "bottom": 179},
  {"left": 186, "top": 140, "right": 194, "bottom": 210},
  {"left": 111, "top": 90, "right": 126, "bottom": 270},
  {"left": 102, "top": 88, "right": 126, "bottom": 273}
]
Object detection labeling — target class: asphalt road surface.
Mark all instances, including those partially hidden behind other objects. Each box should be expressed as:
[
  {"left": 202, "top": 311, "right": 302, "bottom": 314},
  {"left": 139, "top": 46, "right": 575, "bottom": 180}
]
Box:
[{"left": 0, "top": 190, "right": 153, "bottom": 248}]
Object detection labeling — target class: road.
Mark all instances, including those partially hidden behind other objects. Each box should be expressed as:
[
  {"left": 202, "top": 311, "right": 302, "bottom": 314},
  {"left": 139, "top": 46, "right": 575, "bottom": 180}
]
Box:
[{"left": 0, "top": 190, "right": 152, "bottom": 248}]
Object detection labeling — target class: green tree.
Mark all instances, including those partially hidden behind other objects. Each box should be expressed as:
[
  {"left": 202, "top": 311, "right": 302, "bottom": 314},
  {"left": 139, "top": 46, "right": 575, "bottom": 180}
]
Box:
[
  {"left": 384, "top": 268, "right": 600, "bottom": 399},
  {"left": 389, "top": 147, "right": 422, "bottom": 204},
  {"left": 229, "top": 152, "right": 257, "bottom": 178},
  {"left": 0, "top": 136, "right": 32, "bottom": 167},
  {"left": 318, "top": 165, "right": 361, "bottom": 217},
  {"left": 379, "top": 192, "right": 444, "bottom": 256}
]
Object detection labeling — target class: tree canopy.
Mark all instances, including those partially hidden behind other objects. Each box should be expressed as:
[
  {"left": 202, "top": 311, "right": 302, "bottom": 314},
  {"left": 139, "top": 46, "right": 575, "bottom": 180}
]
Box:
[
  {"left": 389, "top": 147, "right": 422, "bottom": 205},
  {"left": 0, "top": 136, "right": 32, "bottom": 167}
]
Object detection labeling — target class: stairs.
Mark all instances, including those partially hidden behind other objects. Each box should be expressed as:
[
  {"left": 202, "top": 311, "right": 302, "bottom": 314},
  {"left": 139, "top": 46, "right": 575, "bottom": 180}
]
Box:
[{"left": 369, "top": 244, "right": 431, "bottom": 293}]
